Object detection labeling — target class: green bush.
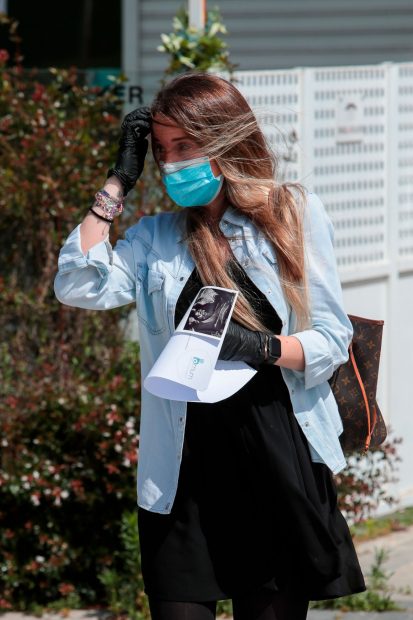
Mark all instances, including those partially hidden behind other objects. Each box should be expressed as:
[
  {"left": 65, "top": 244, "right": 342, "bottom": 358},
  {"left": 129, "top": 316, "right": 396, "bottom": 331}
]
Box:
[
  {"left": 0, "top": 332, "right": 141, "bottom": 608},
  {"left": 335, "top": 433, "right": 402, "bottom": 524},
  {"left": 0, "top": 14, "right": 145, "bottom": 611}
]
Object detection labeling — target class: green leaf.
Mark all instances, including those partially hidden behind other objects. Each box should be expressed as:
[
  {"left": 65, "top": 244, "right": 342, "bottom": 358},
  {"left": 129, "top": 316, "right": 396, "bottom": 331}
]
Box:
[
  {"left": 178, "top": 56, "right": 196, "bottom": 69},
  {"left": 160, "top": 33, "right": 171, "bottom": 45},
  {"left": 208, "top": 22, "right": 223, "bottom": 37},
  {"left": 172, "top": 35, "right": 185, "bottom": 51}
]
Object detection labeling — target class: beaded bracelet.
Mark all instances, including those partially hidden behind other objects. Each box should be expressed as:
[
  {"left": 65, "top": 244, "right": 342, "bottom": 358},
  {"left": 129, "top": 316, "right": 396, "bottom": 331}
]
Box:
[
  {"left": 98, "top": 187, "right": 124, "bottom": 204},
  {"left": 94, "top": 188, "right": 124, "bottom": 220},
  {"left": 94, "top": 193, "right": 123, "bottom": 219}
]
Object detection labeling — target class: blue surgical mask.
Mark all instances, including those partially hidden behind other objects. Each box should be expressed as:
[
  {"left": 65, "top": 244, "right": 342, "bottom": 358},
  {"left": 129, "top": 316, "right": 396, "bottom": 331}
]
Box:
[{"left": 160, "top": 156, "right": 224, "bottom": 208}]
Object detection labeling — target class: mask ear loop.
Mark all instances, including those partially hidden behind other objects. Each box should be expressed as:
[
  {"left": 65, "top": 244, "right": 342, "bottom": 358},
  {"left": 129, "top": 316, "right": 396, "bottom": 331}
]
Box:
[{"left": 205, "top": 174, "right": 224, "bottom": 205}]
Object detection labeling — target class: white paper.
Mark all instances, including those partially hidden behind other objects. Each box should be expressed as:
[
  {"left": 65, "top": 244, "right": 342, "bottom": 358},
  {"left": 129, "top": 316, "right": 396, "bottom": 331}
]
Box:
[
  {"left": 143, "top": 286, "right": 257, "bottom": 402},
  {"left": 144, "top": 359, "right": 257, "bottom": 403}
]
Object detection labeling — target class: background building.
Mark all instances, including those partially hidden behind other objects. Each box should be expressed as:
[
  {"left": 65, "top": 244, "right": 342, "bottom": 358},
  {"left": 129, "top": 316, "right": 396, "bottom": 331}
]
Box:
[{"left": 3, "top": 0, "right": 413, "bottom": 101}]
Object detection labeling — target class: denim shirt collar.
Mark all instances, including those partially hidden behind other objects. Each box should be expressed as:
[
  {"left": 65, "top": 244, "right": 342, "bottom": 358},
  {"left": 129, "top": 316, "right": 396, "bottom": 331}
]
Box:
[{"left": 220, "top": 205, "right": 248, "bottom": 229}]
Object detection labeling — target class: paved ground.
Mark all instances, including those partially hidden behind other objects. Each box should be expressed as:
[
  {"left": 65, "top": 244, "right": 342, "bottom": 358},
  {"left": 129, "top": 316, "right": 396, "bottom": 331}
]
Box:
[
  {"left": 2, "top": 525, "right": 413, "bottom": 619},
  {"left": 308, "top": 613, "right": 413, "bottom": 619}
]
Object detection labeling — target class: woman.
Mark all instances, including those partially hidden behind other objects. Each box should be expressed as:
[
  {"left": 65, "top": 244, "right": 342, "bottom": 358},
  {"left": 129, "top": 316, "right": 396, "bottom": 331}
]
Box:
[{"left": 54, "top": 73, "right": 366, "bottom": 620}]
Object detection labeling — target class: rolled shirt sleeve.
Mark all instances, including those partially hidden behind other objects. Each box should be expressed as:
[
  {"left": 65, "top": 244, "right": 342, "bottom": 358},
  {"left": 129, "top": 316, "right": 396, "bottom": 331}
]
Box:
[
  {"left": 291, "top": 192, "right": 353, "bottom": 390},
  {"left": 54, "top": 223, "right": 137, "bottom": 310}
]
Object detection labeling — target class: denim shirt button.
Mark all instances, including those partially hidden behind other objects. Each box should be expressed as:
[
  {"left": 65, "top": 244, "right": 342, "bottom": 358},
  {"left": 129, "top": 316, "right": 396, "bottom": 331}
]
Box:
[
  {"left": 179, "top": 276, "right": 184, "bottom": 281},
  {"left": 304, "top": 421, "right": 310, "bottom": 427}
]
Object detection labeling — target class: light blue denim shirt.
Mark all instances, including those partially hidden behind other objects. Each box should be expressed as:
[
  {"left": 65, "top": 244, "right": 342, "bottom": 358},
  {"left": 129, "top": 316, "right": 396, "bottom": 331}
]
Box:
[{"left": 54, "top": 190, "right": 353, "bottom": 514}]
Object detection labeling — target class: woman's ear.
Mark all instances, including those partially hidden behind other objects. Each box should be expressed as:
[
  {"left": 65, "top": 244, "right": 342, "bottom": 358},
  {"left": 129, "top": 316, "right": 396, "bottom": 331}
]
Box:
[{"left": 210, "top": 159, "right": 222, "bottom": 177}]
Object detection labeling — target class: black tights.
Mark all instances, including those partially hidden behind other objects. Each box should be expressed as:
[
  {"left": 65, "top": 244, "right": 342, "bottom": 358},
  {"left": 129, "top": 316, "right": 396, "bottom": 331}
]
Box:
[{"left": 148, "top": 588, "right": 309, "bottom": 620}]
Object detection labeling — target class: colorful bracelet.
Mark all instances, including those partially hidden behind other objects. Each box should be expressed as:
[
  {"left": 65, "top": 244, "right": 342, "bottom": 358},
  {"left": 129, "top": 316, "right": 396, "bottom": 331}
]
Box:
[
  {"left": 98, "top": 188, "right": 124, "bottom": 206},
  {"left": 94, "top": 188, "right": 124, "bottom": 220}
]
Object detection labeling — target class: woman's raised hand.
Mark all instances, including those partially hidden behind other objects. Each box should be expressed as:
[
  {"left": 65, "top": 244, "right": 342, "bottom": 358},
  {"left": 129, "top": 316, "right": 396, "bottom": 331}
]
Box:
[{"left": 107, "top": 106, "right": 152, "bottom": 196}]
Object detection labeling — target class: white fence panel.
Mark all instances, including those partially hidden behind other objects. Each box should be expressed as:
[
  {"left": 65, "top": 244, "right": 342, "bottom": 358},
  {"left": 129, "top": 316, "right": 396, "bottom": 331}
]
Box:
[
  {"left": 234, "top": 65, "right": 390, "bottom": 276},
  {"left": 231, "top": 70, "right": 302, "bottom": 183},
  {"left": 397, "top": 64, "right": 413, "bottom": 262},
  {"left": 307, "top": 65, "right": 388, "bottom": 274}
]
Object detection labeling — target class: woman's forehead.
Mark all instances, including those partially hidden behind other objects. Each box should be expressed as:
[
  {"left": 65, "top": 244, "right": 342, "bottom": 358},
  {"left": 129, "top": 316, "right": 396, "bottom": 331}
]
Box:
[
  {"left": 152, "top": 112, "right": 178, "bottom": 127},
  {"left": 151, "top": 113, "right": 193, "bottom": 142}
]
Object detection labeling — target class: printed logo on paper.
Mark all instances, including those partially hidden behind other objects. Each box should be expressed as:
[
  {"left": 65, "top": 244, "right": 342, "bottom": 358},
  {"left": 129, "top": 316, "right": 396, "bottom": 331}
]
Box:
[{"left": 185, "top": 356, "right": 205, "bottom": 381}]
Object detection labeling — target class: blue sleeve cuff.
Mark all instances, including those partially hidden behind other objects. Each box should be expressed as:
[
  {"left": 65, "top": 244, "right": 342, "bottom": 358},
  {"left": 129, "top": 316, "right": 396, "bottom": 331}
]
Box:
[
  {"left": 291, "top": 329, "right": 339, "bottom": 390},
  {"left": 57, "top": 224, "right": 112, "bottom": 287}
]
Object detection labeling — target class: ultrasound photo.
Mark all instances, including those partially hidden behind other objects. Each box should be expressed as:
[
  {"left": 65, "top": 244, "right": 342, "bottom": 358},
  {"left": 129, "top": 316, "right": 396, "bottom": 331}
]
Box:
[{"left": 183, "top": 288, "right": 237, "bottom": 338}]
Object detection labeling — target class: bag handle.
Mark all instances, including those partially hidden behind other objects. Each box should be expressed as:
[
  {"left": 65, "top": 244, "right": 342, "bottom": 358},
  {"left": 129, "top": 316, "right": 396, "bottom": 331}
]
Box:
[{"left": 349, "top": 343, "right": 377, "bottom": 452}]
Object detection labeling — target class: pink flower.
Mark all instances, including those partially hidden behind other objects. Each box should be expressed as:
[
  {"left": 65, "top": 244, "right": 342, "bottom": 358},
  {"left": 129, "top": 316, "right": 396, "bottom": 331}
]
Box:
[
  {"left": 30, "top": 493, "right": 41, "bottom": 506},
  {"left": 32, "top": 83, "right": 45, "bottom": 102},
  {"left": 58, "top": 582, "right": 75, "bottom": 595},
  {"left": 70, "top": 479, "right": 84, "bottom": 494},
  {"left": 105, "top": 463, "right": 120, "bottom": 475},
  {"left": 0, "top": 49, "right": 9, "bottom": 65},
  {"left": 0, "top": 599, "right": 13, "bottom": 610}
]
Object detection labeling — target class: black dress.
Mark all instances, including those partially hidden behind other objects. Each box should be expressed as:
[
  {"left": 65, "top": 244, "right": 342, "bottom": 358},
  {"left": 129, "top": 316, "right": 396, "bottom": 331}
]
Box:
[{"left": 137, "top": 265, "right": 366, "bottom": 602}]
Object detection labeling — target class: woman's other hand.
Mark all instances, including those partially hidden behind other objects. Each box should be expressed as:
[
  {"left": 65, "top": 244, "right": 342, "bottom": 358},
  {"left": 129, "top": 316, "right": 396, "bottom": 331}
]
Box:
[
  {"left": 219, "top": 320, "right": 266, "bottom": 368},
  {"left": 219, "top": 322, "right": 304, "bottom": 371},
  {"left": 107, "top": 106, "right": 152, "bottom": 196}
]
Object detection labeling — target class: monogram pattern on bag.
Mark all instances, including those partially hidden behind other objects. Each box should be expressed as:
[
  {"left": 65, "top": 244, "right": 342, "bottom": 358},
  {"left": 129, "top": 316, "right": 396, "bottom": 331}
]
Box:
[{"left": 328, "top": 315, "right": 387, "bottom": 453}]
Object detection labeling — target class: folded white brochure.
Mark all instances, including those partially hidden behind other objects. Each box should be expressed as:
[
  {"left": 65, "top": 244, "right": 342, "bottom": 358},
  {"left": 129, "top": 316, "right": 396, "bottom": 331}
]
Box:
[{"left": 143, "top": 285, "right": 257, "bottom": 403}]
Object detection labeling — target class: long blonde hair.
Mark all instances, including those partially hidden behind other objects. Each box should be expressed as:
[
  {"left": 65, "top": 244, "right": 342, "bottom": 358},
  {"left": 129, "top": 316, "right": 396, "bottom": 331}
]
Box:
[{"left": 151, "top": 73, "right": 310, "bottom": 332}]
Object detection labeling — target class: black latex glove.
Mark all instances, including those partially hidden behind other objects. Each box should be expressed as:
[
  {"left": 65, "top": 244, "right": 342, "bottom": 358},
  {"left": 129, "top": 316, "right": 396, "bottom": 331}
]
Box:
[
  {"left": 107, "top": 106, "right": 152, "bottom": 196},
  {"left": 219, "top": 320, "right": 267, "bottom": 368}
]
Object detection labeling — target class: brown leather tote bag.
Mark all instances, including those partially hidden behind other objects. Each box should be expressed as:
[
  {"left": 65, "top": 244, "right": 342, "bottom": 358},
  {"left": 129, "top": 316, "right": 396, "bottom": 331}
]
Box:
[{"left": 328, "top": 315, "right": 387, "bottom": 454}]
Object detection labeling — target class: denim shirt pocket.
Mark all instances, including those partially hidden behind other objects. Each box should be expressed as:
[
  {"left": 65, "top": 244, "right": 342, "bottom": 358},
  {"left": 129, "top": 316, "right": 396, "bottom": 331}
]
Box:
[{"left": 137, "top": 268, "right": 167, "bottom": 335}]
